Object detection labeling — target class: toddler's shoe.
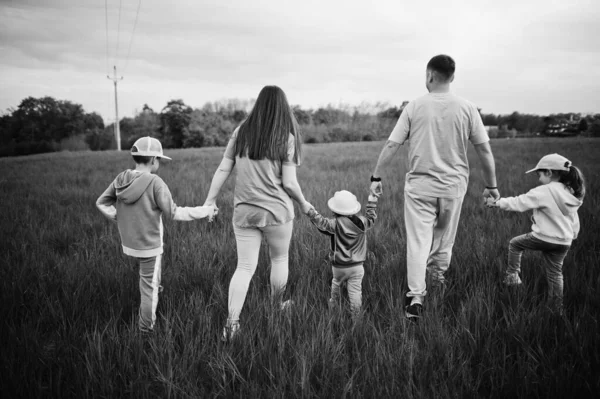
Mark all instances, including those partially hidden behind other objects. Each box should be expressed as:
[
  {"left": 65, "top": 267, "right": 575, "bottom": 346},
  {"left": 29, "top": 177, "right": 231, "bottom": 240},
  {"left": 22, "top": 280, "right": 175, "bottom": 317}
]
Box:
[
  {"left": 503, "top": 273, "right": 522, "bottom": 286},
  {"left": 221, "top": 320, "right": 240, "bottom": 342}
]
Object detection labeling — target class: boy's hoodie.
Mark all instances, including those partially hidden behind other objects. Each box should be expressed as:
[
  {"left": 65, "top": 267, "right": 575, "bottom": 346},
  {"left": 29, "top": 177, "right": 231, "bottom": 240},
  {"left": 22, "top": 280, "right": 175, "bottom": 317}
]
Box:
[
  {"left": 97, "top": 170, "right": 212, "bottom": 257},
  {"left": 306, "top": 200, "right": 377, "bottom": 267},
  {"left": 496, "top": 181, "right": 582, "bottom": 245}
]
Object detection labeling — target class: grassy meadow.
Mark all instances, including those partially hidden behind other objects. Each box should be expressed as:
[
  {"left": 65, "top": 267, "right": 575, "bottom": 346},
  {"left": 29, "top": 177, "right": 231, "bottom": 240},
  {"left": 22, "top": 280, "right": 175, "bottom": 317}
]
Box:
[{"left": 1, "top": 137, "right": 599, "bottom": 398}]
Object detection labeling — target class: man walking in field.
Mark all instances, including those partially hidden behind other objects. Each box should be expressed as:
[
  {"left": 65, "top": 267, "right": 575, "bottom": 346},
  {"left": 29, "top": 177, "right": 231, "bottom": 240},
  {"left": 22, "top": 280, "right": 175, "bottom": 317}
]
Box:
[{"left": 370, "top": 54, "right": 500, "bottom": 320}]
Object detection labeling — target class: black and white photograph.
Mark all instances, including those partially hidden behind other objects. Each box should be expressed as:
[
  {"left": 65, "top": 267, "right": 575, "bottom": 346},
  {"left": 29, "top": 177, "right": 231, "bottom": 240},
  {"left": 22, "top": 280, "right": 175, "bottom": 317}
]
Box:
[{"left": 1, "top": 0, "right": 599, "bottom": 397}]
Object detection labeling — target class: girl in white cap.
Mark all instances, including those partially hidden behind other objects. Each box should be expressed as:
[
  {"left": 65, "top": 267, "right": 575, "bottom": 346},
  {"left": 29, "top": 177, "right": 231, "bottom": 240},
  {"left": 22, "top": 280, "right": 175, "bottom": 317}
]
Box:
[
  {"left": 488, "top": 153, "right": 585, "bottom": 313},
  {"left": 303, "top": 190, "right": 378, "bottom": 317}
]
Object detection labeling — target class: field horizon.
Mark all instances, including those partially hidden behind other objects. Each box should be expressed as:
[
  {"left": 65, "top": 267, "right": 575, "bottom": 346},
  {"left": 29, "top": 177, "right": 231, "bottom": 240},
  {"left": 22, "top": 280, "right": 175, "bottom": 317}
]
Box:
[{"left": 1, "top": 137, "right": 599, "bottom": 398}]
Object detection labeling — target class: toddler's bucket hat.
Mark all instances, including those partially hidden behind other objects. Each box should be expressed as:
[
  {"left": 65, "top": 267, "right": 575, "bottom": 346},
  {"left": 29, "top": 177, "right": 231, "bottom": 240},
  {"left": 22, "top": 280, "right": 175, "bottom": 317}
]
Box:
[
  {"left": 526, "top": 153, "right": 571, "bottom": 174},
  {"left": 327, "top": 190, "right": 361, "bottom": 216},
  {"left": 131, "top": 136, "right": 172, "bottom": 160}
]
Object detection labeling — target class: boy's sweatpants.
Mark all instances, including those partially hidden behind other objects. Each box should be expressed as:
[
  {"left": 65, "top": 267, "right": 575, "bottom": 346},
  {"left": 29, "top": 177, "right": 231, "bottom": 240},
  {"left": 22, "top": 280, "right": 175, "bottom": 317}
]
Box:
[
  {"left": 330, "top": 264, "right": 365, "bottom": 314},
  {"left": 138, "top": 255, "right": 162, "bottom": 332},
  {"left": 404, "top": 190, "right": 464, "bottom": 303}
]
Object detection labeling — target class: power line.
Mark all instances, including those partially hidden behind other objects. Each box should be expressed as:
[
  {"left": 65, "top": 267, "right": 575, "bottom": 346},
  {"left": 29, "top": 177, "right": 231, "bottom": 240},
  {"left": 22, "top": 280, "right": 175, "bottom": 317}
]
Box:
[
  {"left": 104, "top": 0, "right": 110, "bottom": 75},
  {"left": 115, "top": 0, "right": 123, "bottom": 66},
  {"left": 122, "top": 0, "right": 142, "bottom": 74}
]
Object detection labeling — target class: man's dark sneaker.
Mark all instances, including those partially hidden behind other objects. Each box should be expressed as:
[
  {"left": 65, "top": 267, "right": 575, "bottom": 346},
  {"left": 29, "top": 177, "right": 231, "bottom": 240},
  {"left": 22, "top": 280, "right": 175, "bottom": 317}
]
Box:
[{"left": 404, "top": 297, "right": 423, "bottom": 322}]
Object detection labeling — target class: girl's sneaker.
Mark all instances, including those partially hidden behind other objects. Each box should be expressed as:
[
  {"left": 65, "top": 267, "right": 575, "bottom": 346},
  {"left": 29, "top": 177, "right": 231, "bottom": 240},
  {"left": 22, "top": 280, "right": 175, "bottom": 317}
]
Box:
[
  {"left": 503, "top": 273, "right": 522, "bottom": 286},
  {"left": 221, "top": 321, "right": 240, "bottom": 342}
]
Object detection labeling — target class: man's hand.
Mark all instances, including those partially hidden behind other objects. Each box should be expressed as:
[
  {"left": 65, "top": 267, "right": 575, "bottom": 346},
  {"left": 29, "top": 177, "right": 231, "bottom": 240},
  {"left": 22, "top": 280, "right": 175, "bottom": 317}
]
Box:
[
  {"left": 483, "top": 188, "right": 500, "bottom": 203},
  {"left": 370, "top": 181, "right": 382, "bottom": 198}
]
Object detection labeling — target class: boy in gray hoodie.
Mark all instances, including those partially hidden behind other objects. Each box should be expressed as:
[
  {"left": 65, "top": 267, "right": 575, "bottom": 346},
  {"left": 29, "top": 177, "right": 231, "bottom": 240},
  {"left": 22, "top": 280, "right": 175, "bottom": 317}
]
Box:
[
  {"left": 303, "top": 190, "right": 378, "bottom": 317},
  {"left": 96, "top": 136, "right": 217, "bottom": 334}
]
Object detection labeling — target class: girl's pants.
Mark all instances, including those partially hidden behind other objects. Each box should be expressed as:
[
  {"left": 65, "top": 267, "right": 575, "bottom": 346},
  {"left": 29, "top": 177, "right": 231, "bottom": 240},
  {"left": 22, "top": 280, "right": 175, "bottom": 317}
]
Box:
[
  {"left": 228, "top": 221, "right": 294, "bottom": 323},
  {"left": 138, "top": 255, "right": 162, "bottom": 332},
  {"left": 404, "top": 190, "right": 464, "bottom": 303},
  {"left": 508, "top": 233, "right": 570, "bottom": 305},
  {"left": 330, "top": 264, "right": 364, "bottom": 314}
]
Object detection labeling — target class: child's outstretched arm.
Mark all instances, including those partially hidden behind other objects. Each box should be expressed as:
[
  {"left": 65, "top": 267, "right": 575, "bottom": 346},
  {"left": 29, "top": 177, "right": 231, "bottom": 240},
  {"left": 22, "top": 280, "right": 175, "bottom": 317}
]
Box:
[
  {"left": 491, "top": 186, "right": 543, "bottom": 212},
  {"left": 154, "top": 178, "right": 216, "bottom": 221},
  {"left": 304, "top": 203, "right": 336, "bottom": 235},
  {"left": 363, "top": 194, "right": 378, "bottom": 230},
  {"left": 96, "top": 181, "right": 117, "bottom": 221}
]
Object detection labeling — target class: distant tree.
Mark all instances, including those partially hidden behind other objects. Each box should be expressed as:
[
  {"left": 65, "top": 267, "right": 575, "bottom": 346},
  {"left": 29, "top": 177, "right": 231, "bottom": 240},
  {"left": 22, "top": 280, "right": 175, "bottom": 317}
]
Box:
[
  {"left": 159, "top": 99, "right": 192, "bottom": 148},
  {"left": 377, "top": 106, "right": 401, "bottom": 119},
  {"left": 481, "top": 113, "right": 498, "bottom": 126},
  {"left": 0, "top": 96, "right": 103, "bottom": 155},
  {"left": 589, "top": 120, "right": 600, "bottom": 137},
  {"left": 231, "top": 110, "right": 247, "bottom": 124},
  {"left": 292, "top": 106, "right": 311, "bottom": 125},
  {"left": 578, "top": 118, "right": 588, "bottom": 132}
]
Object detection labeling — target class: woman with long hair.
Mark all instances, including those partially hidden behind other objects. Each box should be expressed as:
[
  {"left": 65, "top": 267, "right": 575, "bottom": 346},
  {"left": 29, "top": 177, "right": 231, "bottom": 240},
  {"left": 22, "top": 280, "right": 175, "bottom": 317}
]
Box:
[{"left": 203, "top": 85, "right": 311, "bottom": 340}]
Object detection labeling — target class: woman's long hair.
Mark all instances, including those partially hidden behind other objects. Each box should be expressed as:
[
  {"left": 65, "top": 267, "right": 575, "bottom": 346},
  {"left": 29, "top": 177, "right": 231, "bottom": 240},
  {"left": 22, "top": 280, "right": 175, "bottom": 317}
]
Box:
[
  {"left": 235, "top": 85, "right": 301, "bottom": 164},
  {"left": 554, "top": 165, "right": 586, "bottom": 200}
]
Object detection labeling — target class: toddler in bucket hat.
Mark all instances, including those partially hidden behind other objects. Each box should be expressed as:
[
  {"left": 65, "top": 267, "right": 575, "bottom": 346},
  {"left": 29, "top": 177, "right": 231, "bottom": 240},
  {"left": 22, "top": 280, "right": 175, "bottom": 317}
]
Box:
[
  {"left": 327, "top": 190, "right": 362, "bottom": 216},
  {"left": 302, "top": 189, "right": 379, "bottom": 318}
]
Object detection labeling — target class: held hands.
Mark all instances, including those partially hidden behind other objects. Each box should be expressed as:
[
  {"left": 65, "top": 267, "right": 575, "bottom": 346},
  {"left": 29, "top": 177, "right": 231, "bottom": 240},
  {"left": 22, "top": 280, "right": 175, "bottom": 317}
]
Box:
[
  {"left": 483, "top": 187, "right": 501, "bottom": 208},
  {"left": 370, "top": 181, "right": 382, "bottom": 198},
  {"left": 300, "top": 201, "right": 314, "bottom": 215},
  {"left": 207, "top": 204, "right": 219, "bottom": 222}
]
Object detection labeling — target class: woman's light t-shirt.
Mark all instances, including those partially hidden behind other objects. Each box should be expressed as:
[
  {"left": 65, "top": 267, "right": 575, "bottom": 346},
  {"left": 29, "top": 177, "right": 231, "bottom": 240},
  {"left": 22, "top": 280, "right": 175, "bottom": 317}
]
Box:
[
  {"left": 224, "top": 127, "right": 297, "bottom": 228},
  {"left": 388, "top": 92, "right": 489, "bottom": 198}
]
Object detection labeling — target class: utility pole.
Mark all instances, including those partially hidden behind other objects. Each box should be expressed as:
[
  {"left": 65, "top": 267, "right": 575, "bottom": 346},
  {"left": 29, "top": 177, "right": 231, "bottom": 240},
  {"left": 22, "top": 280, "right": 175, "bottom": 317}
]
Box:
[{"left": 107, "top": 66, "right": 123, "bottom": 151}]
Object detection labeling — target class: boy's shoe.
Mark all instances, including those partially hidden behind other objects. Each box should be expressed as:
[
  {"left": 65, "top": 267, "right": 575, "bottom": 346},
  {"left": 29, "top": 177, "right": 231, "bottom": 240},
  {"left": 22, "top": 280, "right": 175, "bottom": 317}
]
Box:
[
  {"left": 404, "top": 297, "right": 423, "bottom": 322},
  {"left": 280, "top": 299, "right": 294, "bottom": 312},
  {"left": 221, "top": 321, "right": 240, "bottom": 343},
  {"left": 503, "top": 273, "right": 522, "bottom": 286}
]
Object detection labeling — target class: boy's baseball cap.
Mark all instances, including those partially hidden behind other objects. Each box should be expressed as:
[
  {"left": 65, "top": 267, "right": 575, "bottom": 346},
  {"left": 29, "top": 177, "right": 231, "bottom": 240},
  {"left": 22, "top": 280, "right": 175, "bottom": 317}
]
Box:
[
  {"left": 131, "top": 136, "right": 172, "bottom": 160},
  {"left": 327, "top": 190, "right": 361, "bottom": 216},
  {"left": 526, "top": 153, "right": 571, "bottom": 174}
]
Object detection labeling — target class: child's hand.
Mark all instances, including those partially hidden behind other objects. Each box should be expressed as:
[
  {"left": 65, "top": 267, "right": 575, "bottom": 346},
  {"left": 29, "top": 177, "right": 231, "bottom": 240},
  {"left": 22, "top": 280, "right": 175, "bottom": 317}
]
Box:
[
  {"left": 300, "top": 201, "right": 314, "bottom": 214},
  {"left": 368, "top": 194, "right": 379, "bottom": 202},
  {"left": 208, "top": 205, "right": 219, "bottom": 222},
  {"left": 485, "top": 197, "right": 499, "bottom": 208}
]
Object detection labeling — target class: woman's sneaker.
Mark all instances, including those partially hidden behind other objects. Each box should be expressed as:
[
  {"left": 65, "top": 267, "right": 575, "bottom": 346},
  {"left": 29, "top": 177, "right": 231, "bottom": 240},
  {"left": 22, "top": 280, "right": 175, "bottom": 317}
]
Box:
[
  {"left": 221, "top": 321, "right": 240, "bottom": 342},
  {"left": 503, "top": 273, "right": 522, "bottom": 286}
]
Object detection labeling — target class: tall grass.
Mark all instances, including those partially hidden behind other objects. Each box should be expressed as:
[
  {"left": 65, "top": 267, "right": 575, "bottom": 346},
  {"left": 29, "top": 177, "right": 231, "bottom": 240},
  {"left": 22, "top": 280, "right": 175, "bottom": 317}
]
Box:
[{"left": 1, "top": 138, "right": 599, "bottom": 398}]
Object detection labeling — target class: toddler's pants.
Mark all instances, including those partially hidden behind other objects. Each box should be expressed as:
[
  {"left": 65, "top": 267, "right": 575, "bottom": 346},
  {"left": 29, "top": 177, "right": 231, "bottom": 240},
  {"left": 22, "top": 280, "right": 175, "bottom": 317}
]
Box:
[
  {"left": 330, "top": 264, "right": 365, "bottom": 314},
  {"left": 228, "top": 221, "right": 294, "bottom": 323},
  {"left": 138, "top": 255, "right": 162, "bottom": 332},
  {"left": 404, "top": 190, "right": 464, "bottom": 303}
]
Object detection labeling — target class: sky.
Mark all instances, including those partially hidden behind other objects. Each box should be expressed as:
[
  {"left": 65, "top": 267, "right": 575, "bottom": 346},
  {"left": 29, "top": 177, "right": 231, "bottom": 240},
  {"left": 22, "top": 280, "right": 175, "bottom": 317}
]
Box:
[{"left": 1, "top": 0, "right": 599, "bottom": 124}]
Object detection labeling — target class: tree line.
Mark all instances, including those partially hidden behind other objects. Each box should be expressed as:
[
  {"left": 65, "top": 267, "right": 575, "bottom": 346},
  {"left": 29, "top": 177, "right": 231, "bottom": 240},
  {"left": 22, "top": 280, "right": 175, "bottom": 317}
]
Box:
[{"left": 1, "top": 96, "right": 599, "bottom": 157}]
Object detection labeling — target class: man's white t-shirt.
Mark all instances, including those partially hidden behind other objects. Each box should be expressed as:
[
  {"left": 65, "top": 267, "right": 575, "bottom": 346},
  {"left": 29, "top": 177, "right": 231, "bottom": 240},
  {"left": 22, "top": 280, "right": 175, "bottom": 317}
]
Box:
[{"left": 388, "top": 92, "right": 489, "bottom": 198}]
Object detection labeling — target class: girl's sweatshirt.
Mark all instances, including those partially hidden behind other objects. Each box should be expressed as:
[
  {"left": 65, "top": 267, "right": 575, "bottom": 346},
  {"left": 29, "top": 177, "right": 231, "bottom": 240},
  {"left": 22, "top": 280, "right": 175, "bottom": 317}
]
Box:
[{"left": 495, "top": 181, "right": 582, "bottom": 245}]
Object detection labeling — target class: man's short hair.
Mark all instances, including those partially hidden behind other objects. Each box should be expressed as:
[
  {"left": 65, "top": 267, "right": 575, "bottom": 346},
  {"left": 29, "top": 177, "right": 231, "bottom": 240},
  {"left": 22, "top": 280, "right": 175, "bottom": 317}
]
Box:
[{"left": 426, "top": 55, "right": 455, "bottom": 81}]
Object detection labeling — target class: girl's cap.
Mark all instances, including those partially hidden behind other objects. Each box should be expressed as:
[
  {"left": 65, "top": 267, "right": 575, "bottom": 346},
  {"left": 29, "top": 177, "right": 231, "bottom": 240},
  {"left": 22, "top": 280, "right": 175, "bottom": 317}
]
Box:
[
  {"left": 327, "top": 190, "right": 361, "bottom": 216},
  {"left": 526, "top": 153, "right": 571, "bottom": 174},
  {"left": 131, "top": 136, "right": 172, "bottom": 160}
]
